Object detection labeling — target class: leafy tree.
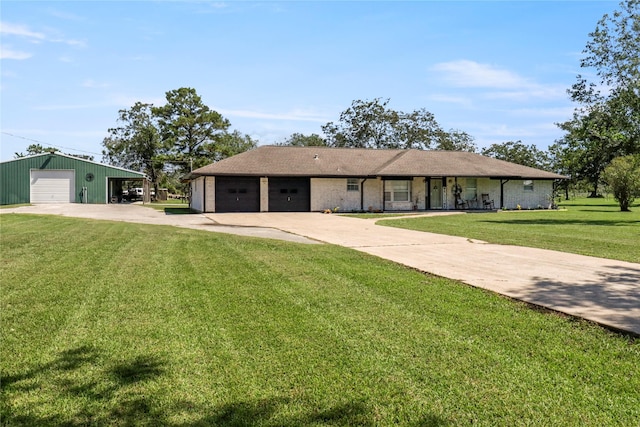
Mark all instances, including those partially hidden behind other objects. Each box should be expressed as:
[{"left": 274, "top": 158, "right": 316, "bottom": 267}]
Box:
[
  {"left": 321, "top": 98, "right": 443, "bottom": 150},
  {"left": 602, "top": 154, "right": 640, "bottom": 211},
  {"left": 153, "top": 88, "right": 230, "bottom": 172},
  {"left": 481, "top": 140, "right": 550, "bottom": 170},
  {"left": 435, "top": 129, "right": 477, "bottom": 152},
  {"left": 15, "top": 143, "right": 94, "bottom": 161},
  {"left": 203, "top": 130, "right": 257, "bottom": 162},
  {"left": 102, "top": 102, "right": 167, "bottom": 195},
  {"left": 570, "top": 0, "right": 639, "bottom": 107},
  {"left": 277, "top": 133, "right": 328, "bottom": 147},
  {"left": 554, "top": 105, "right": 627, "bottom": 196},
  {"left": 557, "top": 0, "right": 640, "bottom": 196},
  {"left": 15, "top": 144, "right": 58, "bottom": 158}
]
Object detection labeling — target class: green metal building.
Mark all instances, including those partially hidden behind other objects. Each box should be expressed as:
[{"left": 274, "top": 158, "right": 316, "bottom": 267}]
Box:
[{"left": 0, "top": 152, "right": 147, "bottom": 205}]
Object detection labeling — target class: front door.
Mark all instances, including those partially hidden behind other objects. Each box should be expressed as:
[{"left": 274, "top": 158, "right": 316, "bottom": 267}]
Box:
[{"left": 429, "top": 178, "right": 443, "bottom": 209}]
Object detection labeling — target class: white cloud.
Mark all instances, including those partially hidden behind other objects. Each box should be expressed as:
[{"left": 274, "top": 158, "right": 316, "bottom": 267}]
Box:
[
  {"left": 0, "top": 46, "right": 32, "bottom": 60},
  {"left": 0, "top": 21, "right": 87, "bottom": 52},
  {"left": 431, "top": 60, "right": 528, "bottom": 89},
  {"left": 431, "top": 59, "right": 567, "bottom": 101},
  {"left": 0, "top": 22, "right": 46, "bottom": 41}
]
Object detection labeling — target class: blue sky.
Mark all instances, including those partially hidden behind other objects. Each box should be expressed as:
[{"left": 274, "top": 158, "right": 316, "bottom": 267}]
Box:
[{"left": 1, "top": 1, "right": 617, "bottom": 162}]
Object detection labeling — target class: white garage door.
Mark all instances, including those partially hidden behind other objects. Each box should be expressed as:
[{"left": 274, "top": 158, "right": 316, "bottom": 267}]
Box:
[{"left": 30, "top": 170, "right": 75, "bottom": 203}]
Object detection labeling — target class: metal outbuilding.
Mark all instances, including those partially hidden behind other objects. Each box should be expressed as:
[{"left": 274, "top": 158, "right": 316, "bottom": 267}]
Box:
[{"left": 0, "top": 152, "right": 148, "bottom": 205}]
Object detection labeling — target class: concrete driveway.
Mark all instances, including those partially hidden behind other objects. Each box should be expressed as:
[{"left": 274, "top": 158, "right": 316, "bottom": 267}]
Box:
[
  {"left": 0, "top": 203, "right": 318, "bottom": 244},
  {"left": 207, "top": 212, "right": 640, "bottom": 336},
  {"left": 3, "top": 204, "right": 639, "bottom": 335}
]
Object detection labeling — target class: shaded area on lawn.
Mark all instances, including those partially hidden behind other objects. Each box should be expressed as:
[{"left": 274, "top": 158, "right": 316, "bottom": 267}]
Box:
[
  {"left": 1, "top": 346, "right": 447, "bottom": 426},
  {"left": 477, "top": 218, "right": 639, "bottom": 227},
  {"left": 2, "top": 346, "right": 167, "bottom": 426},
  {"left": 163, "top": 206, "right": 197, "bottom": 215}
]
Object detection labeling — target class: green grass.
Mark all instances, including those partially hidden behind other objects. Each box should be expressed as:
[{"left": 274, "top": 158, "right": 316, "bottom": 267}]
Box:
[
  {"left": 145, "top": 200, "right": 195, "bottom": 215},
  {"left": 380, "top": 198, "right": 640, "bottom": 263},
  {"left": 0, "top": 204, "right": 30, "bottom": 209},
  {"left": 1, "top": 214, "right": 638, "bottom": 426}
]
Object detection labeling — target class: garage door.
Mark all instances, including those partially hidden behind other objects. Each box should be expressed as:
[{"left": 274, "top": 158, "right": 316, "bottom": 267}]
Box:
[
  {"left": 30, "top": 170, "right": 75, "bottom": 203},
  {"left": 268, "top": 178, "right": 310, "bottom": 212},
  {"left": 215, "top": 177, "right": 260, "bottom": 212}
]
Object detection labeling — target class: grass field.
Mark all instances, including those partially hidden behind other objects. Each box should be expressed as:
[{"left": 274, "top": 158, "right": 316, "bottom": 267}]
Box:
[
  {"left": 1, "top": 214, "right": 638, "bottom": 426},
  {"left": 146, "top": 199, "right": 194, "bottom": 214},
  {"left": 380, "top": 198, "right": 640, "bottom": 263}
]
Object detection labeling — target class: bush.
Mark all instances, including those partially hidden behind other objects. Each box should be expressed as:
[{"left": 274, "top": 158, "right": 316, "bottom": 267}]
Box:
[{"left": 602, "top": 155, "right": 640, "bottom": 211}]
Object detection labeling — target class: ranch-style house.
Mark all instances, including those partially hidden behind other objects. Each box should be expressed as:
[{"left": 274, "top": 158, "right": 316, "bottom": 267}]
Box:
[{"left": 186, "top": 146, "right": 566, "bottom": 213}]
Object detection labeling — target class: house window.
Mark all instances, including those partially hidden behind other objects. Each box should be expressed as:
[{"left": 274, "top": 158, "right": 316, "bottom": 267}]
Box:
[
  {"left": 384, "top": 180, "right": 411, "bottom": 202},
  {"left": 347, "top": 178, "right": 359, "bottom": 191},
  {"left": 523, "top": 180, "right": 534, "bottom": 191}
]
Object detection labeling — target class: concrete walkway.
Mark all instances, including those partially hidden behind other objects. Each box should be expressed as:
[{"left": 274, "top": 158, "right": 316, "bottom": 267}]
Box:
[
  {"left": 207, "top": 212, "right": 640, "bottom": 336},
  {"left": 3, "top": 205, "right": 639, "bottom": 335}
]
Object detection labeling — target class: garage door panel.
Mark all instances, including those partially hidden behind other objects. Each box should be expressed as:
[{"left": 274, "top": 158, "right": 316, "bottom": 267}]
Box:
[
  {"left": 30, "top": 170, "right": 75, "bottom": 203},
  {"left": 215, "top": 177, "right": 259, "bottom": 212},
  {"left": 269, "top": 178, "right": 310, "bottom": 212}
]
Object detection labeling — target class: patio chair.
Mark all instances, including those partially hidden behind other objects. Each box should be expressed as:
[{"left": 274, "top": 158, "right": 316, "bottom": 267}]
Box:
[
  {"left": 456, "top": 197, "right": 468, "bottom": 209},
  {"left": 481, "top": 194, "right": 495, "bottom": 210}
]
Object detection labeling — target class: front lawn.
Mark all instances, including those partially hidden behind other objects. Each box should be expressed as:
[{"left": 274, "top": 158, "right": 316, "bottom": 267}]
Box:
[
  {"left": 146, "top": 200, "right": 195, "bottom": 214},
  {"left": 380, "top": 198, "right": 639, "bottom": 263},
  {"left": 1, "top": 214, "right": 638, "bottom": 425}
]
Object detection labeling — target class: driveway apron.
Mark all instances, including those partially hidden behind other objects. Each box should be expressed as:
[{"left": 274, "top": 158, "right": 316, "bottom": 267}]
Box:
[{"left": 208, "top": 212, "right": 640, "bottom": 336}]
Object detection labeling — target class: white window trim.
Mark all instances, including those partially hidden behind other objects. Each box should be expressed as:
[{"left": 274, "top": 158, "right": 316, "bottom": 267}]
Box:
[{"left": 384, "top": 180, "right": 412, "bottom": 202}]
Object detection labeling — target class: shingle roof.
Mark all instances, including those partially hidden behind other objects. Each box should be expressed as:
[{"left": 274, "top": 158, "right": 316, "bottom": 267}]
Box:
[{"left": 189, "top": 146, "right": 566, "bottom": 180}]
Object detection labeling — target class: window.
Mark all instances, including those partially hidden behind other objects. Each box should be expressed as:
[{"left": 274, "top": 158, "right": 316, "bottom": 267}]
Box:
[
  {"left": 384, "top": 180, "right": 411, "bottom": 202},
  {"left": 523, "top": 180, "right": 534, "bottom": 191},
  {"left": 347, "top": 178, "right": 359, "bottom": 191}
]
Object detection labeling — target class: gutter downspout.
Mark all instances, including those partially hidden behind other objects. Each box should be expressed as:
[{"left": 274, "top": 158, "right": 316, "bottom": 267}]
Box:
[
  {"left": 360, "top": 178, "right": 368, "bottom": 211},
  {"left": 500, "top": 179, "right": 509, "bottom": 209}
]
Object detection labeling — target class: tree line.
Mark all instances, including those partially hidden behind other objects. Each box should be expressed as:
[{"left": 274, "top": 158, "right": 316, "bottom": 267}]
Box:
[{"left": 95, "top": 0, "right": 637, "bottom": 209}]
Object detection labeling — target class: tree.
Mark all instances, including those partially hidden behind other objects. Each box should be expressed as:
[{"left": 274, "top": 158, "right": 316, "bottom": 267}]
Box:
[
  {"left": 554, "top": 104, "right": 626, "bottom": 196},
  {"left": 15, "top": 144, "right": 58, "bottom": 158},
  {"left": 434, "top": 129, "right": 477, "bottom": 152},
  {"left": 203, "top": 130, "right": 257, "bottom": 162},
  {"left": 277, "top": 133, "right": 328, "bottom": 147},
  {"left": 15, "top": 143, "right": 94, "bottom": 161},
  {"left": 602, "top": 154, "right": 640, "bottom": 211},
  {"left": 557, "top": 0, "right": 640, "bottom": 195},
  {"left": 321, "top": 98, "right": 444, "bottom": 150},
  {"left": 102, "top": 102, "right": 167, "bottom": 194},
  {"left": 481, "top": 140, "right": 550, "bottom": 170},
  {"left": 570, "top": 0, "right": 639, "bottom": 107},
  {"left": 153, "top": 88, "right": 230, "bottom": 172}
]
